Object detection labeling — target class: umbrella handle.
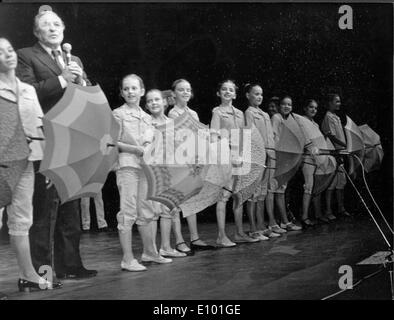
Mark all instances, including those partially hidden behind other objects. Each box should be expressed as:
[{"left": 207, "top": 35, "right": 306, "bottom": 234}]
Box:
[
  {"left": 304, "top": 150, "right": 328, "bottom": 156},
  {"left": 27, "top": 136, "right": 45, "bottom": 141},
  {"left": 302, "top": 161, "right": 317, "bottom": 167},
  {"left": 222, "top": 187, "right": 233, "bottom": 194},
  {"left": 303, "top": 149, "right": 350, "bottom": 156},
  {"left": 365, "top": 144, "right": 381, "bottom": 150}
]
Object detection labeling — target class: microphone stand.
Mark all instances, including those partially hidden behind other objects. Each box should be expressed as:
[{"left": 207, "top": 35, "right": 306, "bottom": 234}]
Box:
[{"left": 339, "top": 152, "right": 394, "bottom": 300}]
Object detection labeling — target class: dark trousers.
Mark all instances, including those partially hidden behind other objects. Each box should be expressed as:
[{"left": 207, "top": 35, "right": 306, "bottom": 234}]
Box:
[{"left": 29, "top": 161, "right": 83, "bottom": 275}]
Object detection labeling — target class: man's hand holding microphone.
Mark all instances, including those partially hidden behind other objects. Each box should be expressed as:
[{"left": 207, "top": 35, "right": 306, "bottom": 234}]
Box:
[{"left": 61, "top": 43, "right": 84, "bottom": 85}]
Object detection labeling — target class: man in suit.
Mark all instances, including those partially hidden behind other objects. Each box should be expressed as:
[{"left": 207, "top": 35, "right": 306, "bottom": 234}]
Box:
[{"left": 16, "top": 6, "right": 97, "bottom": 282}]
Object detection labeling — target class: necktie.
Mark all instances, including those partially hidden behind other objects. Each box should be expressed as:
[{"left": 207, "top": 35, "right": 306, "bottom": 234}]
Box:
[{"left": 52, "top": 50, "right": 64, "bottom": 70}]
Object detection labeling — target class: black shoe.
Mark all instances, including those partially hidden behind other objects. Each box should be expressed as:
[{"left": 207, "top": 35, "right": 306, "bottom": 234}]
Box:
[
  {"left": 17, "top": 278, "right": 62, "bottom": 292},
  {"left": 337, "top": 210, "right": 353, "bottom": 218},
  {"left": 175, "top": 242, "right": 194, "bottom": 256},
  {"left": 57, "top": 268, "right": 98, "bottom": 280},
  {"left": 301, "top": 218, "right": 315, "bottom": 229},
  {"left": 50, "top": 280, "right": 63, "bottom": 289},
  {"left": 316, "top": 217, "right": 330, "bottom": 224},
  {"left": 190, "top": 239, "right": 217, "bottom": 251}
]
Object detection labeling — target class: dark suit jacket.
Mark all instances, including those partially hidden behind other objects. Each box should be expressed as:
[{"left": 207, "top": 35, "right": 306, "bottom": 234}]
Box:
[{"left": 16, "top": 42, "right": 90, "bottom": 114}]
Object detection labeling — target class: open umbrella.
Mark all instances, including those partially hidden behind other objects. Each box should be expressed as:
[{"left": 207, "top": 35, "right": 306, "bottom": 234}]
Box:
[
  {"left": 343, "top": 116, "right": 365, "bottom": 178},
  {"left": 273, "top": 114, "right": 306, "bottom": 187},
  {"left": 0, "top": 95, "right": 30, "bottom": 207},
  {"left": 142, "top": 163, "right": 206, "bottom": 211},
  {"left": 295, "top": 116, "right": 338, "bottom": 196},
  {"left": 39, "top": 83, "right": 119, "bottom": 203},
  {"left": 312, "top": 154, "right": 337, "bottom": 196},
  {"left": 179, "top": 139, "right": 232, "bottom": 217},
  {"left": 296, "top": 116, "right": 328, "bottom": 166},
  {"left": 142, "top": 112, "right": 211, "bottom": 211},
  {"left": 232, "top": 125, "right": 266, "bottom": 209},
  {"left": 312, "top": 138, "right": 338, "bottom": 196},
  {"left": 358, "top": 124, "right": 384, "bottom": 173}
]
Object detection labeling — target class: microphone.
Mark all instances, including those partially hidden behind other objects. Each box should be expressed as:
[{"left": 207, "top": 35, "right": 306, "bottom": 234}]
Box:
[
  {"left": 62, "top": 43, "right": 83, "bottom": 85},
  {"left": 62, "top": 43, "right": 72, "bottom": 66}
]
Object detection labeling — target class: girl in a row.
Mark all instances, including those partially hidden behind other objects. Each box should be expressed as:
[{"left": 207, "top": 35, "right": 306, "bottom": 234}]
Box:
[
  {"left": 300, "top": 99, "right": 331, "bottom": 226},
  {"left": 113, "top": 74, "right": 172, "bottom": 272},
  {"left": 210, "top": 80, "right": 260, "bottom": 246},
  {"left": 270, "top": 96, "right": 303, "bottom": 231},
  {"left": 167, "top": 79, "right": 215, "bottom": 253},
  {"left": 321, "top": 93, "right": 353, "bottom": 220},
  {"left": 145, "top": 88, "right": 187, "bottom": 258},
  {"left": 244, "top": 83, "right": 284, "bottom": 238}
]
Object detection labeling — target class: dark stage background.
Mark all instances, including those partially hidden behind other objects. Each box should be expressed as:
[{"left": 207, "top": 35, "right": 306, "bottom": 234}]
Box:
[{"left": 0, "top": 3, "right": 392, "bottom": 231}]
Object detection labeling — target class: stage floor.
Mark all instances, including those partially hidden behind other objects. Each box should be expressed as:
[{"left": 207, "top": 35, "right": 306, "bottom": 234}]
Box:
[{"left": 0, "top": 215, "right": 391, "bottom": 300}]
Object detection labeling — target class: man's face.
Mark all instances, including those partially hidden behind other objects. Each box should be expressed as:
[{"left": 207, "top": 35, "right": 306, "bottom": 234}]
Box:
[{"left": 35, "top": 12, "right": 64, "bottom": 48}]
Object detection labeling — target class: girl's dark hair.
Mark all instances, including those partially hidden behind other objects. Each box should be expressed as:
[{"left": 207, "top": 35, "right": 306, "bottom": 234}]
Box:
[
  {"left": 326, "top": 93, "right": 347, "bottom": 125},
  {"left": 327, "top": 93, "right": 340, "bottom": 104},
  {"left": 278, "top": 95, "right": 294, "bottom": 118},
  {"left": 244, "top": 82, "right": 263, "bottom": 94},
  {"left": 268, "top": 96, "right": 279, "bottom": 105},
  {"left": 217, "top": 79, "right": 238, "bottom": 93},
  {"left": 279, "top": 95, "right": 292, "bottom": 104},
  {"left": 305, "top": 99, "right": 318, "bottom": 108}
]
